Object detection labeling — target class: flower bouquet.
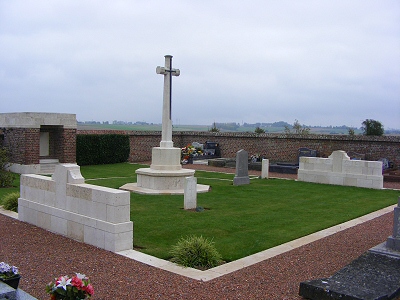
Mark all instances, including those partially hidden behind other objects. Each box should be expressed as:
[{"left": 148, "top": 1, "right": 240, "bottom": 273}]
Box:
[
  {"left": 46, "top": 273, "right": 94, "bottom": 300},
  {"left": 0, "top": 262, "right": 20, "bottom": 289}
]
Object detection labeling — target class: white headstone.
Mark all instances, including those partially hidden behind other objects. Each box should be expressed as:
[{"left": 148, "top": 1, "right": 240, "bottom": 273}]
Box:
[
  {"left": 184, "top": 176, "right": 197, "bottom": 209},
  {"left": 261, "top": 158, "right": 269, "bottom": 179}
]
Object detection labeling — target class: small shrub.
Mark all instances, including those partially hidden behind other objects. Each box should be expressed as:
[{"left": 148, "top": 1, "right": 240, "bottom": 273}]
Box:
[
  {"left": 0, "top": 147, "right": 15, "bottom": 187},
  {"left": 2, "top": 192, "right": 20, "bottom": 212},
  {"left": 170, "top": 235, "right": 222, "bottom": 269}
]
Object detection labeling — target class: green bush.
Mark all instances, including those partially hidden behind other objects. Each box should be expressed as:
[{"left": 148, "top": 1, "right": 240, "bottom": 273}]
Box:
[
  {"left": 2, "top": 192, "right": 19, "bottom": 212},
  {"left": 76, "top": 134, "right": 130, "bottom": 166},
  {"left": 170, "top": 235, "right": 222, "bottom": 269},
  {"left": 0, "top": 147, "right": 15, "bottom": 187}
]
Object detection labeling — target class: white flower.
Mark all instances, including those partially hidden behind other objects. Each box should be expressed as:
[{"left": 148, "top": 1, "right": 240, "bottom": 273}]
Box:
[
  {"left": 56, "top": 276, "right": 72, "bottom": 290},
  {"left": 76, "top": 273, "right": 87, "bottom": 280}
]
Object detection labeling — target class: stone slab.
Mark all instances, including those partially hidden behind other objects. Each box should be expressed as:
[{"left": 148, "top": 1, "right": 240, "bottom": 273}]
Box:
[
  {"left": 299, "top": 251, "right": 400, "bottom": 300},
  {"left": 0, "top": 281, "right": 38, "bottom": 300}
]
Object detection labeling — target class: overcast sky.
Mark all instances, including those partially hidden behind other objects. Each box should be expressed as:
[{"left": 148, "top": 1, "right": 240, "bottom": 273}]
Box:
[{"left": 1, "top": 1, "right": 399, "bottom": 129}]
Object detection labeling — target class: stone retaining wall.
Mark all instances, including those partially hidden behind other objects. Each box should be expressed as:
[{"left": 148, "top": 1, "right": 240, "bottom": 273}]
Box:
[{"left": 18, "top": 164, "right": 133, "bottom": 252}]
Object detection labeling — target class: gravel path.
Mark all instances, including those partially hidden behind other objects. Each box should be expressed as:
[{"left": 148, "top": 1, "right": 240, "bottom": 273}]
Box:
[{"left": 0, "top": 164, "right": 398, "bottom": 299}]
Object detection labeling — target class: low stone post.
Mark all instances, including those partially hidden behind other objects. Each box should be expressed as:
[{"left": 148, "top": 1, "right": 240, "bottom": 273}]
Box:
[
  {"left": 184, "top": 176, "right": 197, "bottom": 210},
  {"left": 261, "top": 158, "right": 269, "bottom": 179}
]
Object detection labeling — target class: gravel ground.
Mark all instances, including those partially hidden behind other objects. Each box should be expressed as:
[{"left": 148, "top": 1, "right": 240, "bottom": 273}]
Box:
[{"left": 0, "top": 164, "right": 398, "bottom": 300}]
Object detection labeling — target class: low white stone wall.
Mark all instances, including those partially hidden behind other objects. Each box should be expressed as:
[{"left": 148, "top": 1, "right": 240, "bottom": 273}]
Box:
[
  {"left": 298, "top": 150, "right": 383, "bottom": 189},
  {"left": 18, "top": 164, "right": 133, "bottom": 252}
]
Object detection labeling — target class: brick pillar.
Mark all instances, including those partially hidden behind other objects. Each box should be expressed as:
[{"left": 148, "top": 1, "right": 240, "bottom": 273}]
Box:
[{"left": 60, "top": 128, "right": 76, "bottom": 163}]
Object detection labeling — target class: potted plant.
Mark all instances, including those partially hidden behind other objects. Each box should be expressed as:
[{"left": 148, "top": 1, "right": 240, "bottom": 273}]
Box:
[
  {"left": 0, "top": 262, "right": 20, "bottom": 289},
  {"left": 46, "top": 273, "right": 94, "bottom": 300}
]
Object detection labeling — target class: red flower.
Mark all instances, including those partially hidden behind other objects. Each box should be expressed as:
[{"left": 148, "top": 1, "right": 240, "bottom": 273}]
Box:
[
  {"left": 83, "top": 284, "right": 94, "bottom": 295},
  {"left": 71, "top": 276, "right": 84, "bottom": 289}
]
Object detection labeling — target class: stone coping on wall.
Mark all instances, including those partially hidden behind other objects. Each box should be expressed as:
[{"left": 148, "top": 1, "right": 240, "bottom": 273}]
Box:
[{"left": 0, "top": 112, "right": 77, "bottom": 129}]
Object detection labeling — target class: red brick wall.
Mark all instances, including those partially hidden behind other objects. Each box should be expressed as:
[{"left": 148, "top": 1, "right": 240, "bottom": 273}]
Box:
[
  {"left": 2, "top": 128, "right": 40, "bottom": 164},
  {"left": 1, "top": 127, "right": 76, "bottom": 165},
  {"left": 77, "top": 130, "right": 400, "bottom": 167}
]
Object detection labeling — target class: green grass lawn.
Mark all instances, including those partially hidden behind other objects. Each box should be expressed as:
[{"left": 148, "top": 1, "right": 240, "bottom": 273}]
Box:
[{"left": 80, "top": 163, "right": 399, "bottom": 262}]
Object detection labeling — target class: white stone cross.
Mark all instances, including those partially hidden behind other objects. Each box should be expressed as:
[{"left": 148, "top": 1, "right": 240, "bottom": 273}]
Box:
[{"left": 156, "top": 55, "right": 180, "bottom": 148}]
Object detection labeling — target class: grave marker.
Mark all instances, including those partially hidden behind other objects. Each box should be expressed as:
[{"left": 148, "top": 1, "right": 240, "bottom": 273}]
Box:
[
  {"left": 261, "top": 158, "right": 269, "bottom": 179},
  {"left": 386, "top": 197, "right": 400, "bottom": 251},
  {"left": 233, "top": 149, "right": 250, "bottom": 186},
  {"left": 184, "top": 176, "right": 197, "bottom": 210}
]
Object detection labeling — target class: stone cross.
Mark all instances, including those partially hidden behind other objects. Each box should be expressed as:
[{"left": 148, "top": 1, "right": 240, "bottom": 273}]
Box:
[{"left": 156, "top": 55, "right": 180, "bottom": 148}]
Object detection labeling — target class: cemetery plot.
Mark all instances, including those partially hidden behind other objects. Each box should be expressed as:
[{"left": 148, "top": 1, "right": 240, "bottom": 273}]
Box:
[{"left": 78, "top": 163, "right": 400, "bottom": 263}]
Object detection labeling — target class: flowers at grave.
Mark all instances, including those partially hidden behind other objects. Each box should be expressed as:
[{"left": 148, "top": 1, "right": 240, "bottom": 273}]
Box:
[
  {"left": 46, "top": 273, "right": 94, "bottom": 300},
  {"left": 181, "top": 144, "right": 203, "bottom": 163},
  {"left": 250, "top": 154, "right": 262, "bottom": 163},
  {"left": 0, "top": 262, "right": 19, "bottom": 280}
]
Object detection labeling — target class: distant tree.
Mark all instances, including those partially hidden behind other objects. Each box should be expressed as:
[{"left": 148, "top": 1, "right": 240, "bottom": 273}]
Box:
[
  {"left": 285, "top": 120, "right": 310, "bottom": 134},
  {"left": 361, "top": 119, "right": 384, "bottom": 136},
  {"left": 254, "top": 126, "right": 265, "bottom": 134},
  {"left": 348, "top": 128, "right": 355, "bottom": 136},
  {"left": 209, "top": 122, "right": 220, "bottom": 132}
]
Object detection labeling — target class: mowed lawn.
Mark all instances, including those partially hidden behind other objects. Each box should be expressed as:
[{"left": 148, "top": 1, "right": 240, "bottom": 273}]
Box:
[{"left": 80, "top": 163, "right": 399, "bottom": 262}]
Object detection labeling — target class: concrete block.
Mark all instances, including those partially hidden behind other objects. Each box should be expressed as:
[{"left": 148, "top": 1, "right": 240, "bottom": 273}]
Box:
[
  {"left": 66, "top": 184, "right": 92, "bottom": 201},
  {"left": 92, "top": 201, "right": 107, "bottom": 220},
  {"left": 96, "top": 220, "right": 133, "bottom": 234},
  {"left": 51, "top": 215, "right": 68, "bottom": 236},
  {"left": 344, "top": 177, "right": 357, "bottom": 187},
  {"left": 91, "top": 186, "right": 130, "bottom": 206},
  {"left": 67, "top": 220, "right": 84, "bottom": 242},
  {"left": 37, "top": 211, "right": 51, "bottom": 230},
  {"left": 105, "top": 231, "right": 133, "bottom": 252},
  {"left": 106, "top": 205, "right": 130, "bottom": 223}
]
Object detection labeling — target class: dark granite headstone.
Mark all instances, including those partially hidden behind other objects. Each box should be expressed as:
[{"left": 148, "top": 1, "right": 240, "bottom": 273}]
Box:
[
  {"left": 0, "top": 281, "right": 37, "bottom": 300},
  {"left": 299, "top": 251, "right": 400, "bottom": 300},
  {"left": 299, "top": 197, "right": 400, "bottom": 300},
  {"left": 386, "top": 197, "right": 400, "bottom": 251},
  {"left": 233, "top": 149, "right": 250, "bottom": 186},
  {"left": 297, "top": 147, "right": 317, "bottom": 164}
]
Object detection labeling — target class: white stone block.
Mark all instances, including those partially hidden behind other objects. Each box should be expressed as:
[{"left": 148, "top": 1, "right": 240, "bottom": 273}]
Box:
[
  {"left": 67, "top": 184, "right": 92, "bottom": 201},
  {"left": 96, "top": 221, "right": 133, "bottom": 234},
  {"left": 330, "top": 175, "right": 344, "bottom": 186},
  {"left": 67, "top": 220, "right": 84, "bottom": 242},
  {"left": 37, "top": 211, "right": 51, "bottom": 230},
  {"left": 92, "top": 201, "right": 107, "bottom": 220},
  {"left": 51, "top": 215, "right": 68, "bottom": 235},
  {"left": 106, "top": 205, "right": 130, "bottom": 223},
  {"left": 91, "top": 186, "right": 130, "bottom": 206},
  {"left": 105, "top": 231, "right": 133, "bottom": 252}
]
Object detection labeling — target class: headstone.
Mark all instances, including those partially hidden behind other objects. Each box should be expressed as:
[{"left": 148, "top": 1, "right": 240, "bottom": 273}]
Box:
[
  {"left": 233, "top": 149, "right": 250, "bottom": 186},
  {"left": 261, "top": 158, "right": 269, "bottom": 179},
  {"left": 184, "top": 176, "right": 197, "bottom": 210},
  {"left": 386, "top": 197, "right": 400, "bottom": 251},
  {"left": 297, "top": 147, "right": 317, "bottom": 164}
]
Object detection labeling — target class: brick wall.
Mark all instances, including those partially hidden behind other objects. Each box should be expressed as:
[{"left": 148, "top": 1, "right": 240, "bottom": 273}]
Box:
[
  {"left": 77, "top": 131, "right": 400, "bottom": 168},
  {"left": 2, "top": 128, "right": 40, "bottom": 164},
  {"left": 1, "top": 127, "right": 76, "bottom": 165}
]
